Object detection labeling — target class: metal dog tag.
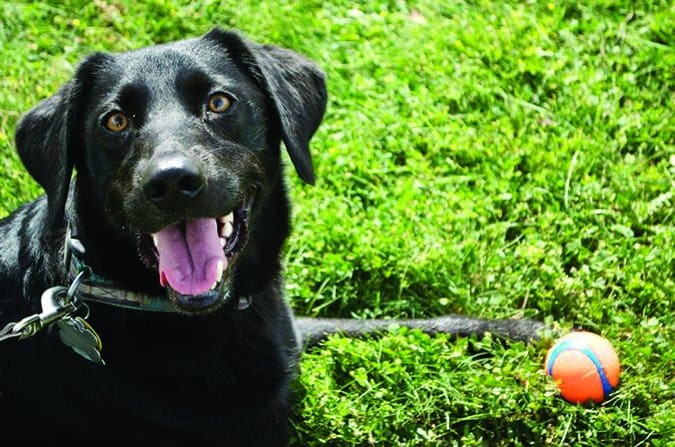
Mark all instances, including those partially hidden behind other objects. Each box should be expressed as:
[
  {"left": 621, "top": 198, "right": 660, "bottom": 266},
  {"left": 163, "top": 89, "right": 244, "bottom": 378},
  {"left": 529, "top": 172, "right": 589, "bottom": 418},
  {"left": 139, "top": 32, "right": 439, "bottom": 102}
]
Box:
[{"left": 57, "top": 316, "right": 105, "bottom": 365}]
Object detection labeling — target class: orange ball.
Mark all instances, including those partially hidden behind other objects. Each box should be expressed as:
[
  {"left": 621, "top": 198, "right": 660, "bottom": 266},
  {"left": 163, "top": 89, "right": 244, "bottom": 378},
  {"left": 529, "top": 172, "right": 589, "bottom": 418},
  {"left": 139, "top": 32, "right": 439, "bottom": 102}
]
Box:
[{"left": 545, "top": 331, "right": 620, "bottom": 404}]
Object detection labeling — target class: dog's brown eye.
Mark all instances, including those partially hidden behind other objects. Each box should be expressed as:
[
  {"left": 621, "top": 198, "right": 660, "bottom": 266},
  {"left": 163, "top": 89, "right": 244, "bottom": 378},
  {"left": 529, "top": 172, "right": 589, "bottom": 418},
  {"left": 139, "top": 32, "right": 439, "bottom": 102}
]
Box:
[
  {"left": 208, "top": 93, "right": 231, "bottom": 113},
  {"left": 105, "top": 112, "right": 129, "bottom": 132}
]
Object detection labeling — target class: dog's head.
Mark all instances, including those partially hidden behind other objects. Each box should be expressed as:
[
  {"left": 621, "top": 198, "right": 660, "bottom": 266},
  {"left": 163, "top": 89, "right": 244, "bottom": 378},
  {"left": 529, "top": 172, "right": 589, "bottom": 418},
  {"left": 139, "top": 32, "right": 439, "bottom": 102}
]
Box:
[{"left": 15, "top": 28, "right": 327, "bottom": 313}]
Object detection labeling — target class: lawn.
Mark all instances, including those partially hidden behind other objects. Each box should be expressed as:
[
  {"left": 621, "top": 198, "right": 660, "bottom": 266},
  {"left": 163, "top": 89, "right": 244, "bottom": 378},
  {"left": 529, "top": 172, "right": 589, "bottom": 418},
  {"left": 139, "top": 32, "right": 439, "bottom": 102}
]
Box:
[{"left": 0, "top": 0, "right": 673, "bottom": 445}]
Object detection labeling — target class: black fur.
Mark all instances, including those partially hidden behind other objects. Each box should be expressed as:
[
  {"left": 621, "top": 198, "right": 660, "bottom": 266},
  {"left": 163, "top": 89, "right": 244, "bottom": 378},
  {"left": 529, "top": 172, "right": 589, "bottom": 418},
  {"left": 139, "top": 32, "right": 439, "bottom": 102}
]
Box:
[{"left": 0, "top": 29, "right": 542, "bottom": 445}]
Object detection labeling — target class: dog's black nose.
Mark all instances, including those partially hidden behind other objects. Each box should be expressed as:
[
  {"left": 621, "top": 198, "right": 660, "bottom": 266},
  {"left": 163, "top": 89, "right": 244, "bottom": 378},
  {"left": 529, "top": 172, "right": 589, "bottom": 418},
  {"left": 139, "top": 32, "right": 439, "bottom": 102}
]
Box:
[{"left": 143, "top": 152, "right": 205, "bottom": 205}]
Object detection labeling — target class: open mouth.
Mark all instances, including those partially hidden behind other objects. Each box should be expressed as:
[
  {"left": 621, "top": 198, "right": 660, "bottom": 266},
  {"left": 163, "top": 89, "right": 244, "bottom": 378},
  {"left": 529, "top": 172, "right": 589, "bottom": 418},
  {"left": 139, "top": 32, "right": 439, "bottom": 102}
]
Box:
[{"left": 138, "top": 202, "right": 249, "bottom": 312}]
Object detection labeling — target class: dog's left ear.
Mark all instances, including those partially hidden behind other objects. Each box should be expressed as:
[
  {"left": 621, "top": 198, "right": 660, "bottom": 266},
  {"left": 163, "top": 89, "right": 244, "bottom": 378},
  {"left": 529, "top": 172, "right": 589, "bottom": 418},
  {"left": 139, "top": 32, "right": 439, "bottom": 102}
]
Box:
[
  {"left": 204, "top": 29, "right": 327, "bottom": 185},
  {"left": 15, "top": 53, "right": 107, "bottom": 233}
]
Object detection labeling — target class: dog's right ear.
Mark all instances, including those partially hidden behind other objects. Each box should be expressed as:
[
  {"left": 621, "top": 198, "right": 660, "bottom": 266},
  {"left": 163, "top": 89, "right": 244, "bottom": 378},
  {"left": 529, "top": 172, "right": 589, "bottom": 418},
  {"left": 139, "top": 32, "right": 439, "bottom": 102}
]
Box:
[
  {"left": 203, "top": 29, "right": 327, "bottom": 185},
  {"left": 15, "top": 53, "right": 107, "bottom": 233}
]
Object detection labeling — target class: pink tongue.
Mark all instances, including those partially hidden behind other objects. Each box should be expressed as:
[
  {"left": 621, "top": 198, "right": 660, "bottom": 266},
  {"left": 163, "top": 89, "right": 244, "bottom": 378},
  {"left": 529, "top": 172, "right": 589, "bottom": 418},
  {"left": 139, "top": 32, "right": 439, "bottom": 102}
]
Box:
[{"left": 153, "top": 218, "right": 227, "bottom": 296}]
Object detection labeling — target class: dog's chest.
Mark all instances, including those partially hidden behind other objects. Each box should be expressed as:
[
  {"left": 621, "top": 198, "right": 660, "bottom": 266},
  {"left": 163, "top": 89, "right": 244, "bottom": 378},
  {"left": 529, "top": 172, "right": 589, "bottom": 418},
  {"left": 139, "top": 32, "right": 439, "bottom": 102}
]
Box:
[{"left": 3, "top": 326, "right": 292, "bottom": 441}]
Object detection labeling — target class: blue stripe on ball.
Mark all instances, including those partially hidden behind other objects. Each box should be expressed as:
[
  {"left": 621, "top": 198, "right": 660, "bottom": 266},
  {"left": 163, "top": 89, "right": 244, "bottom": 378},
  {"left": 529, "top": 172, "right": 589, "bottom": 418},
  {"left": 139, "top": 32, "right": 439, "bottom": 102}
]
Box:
[{"left": 546, "top": 339, "right": 613, "bottom": 399}]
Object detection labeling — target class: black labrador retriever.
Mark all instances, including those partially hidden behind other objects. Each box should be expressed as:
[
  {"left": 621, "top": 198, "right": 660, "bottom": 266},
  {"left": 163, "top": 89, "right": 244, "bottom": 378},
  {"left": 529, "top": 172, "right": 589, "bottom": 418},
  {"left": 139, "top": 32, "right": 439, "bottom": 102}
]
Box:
[{"left": 0, "top": 29, "right": 542, "bottom": 445}]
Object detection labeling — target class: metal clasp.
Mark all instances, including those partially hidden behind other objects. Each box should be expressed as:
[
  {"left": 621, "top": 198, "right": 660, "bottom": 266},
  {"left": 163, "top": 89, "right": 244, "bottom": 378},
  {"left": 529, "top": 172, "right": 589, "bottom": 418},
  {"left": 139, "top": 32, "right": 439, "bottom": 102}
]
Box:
[{"left": 0, "top": 270, "right": 89, "bottom": 341}]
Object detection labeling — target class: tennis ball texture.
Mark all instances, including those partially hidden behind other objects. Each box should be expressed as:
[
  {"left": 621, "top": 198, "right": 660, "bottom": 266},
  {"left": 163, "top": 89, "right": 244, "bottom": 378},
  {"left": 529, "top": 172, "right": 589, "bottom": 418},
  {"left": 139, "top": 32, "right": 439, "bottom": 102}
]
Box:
[{"left": 545, "top": 331, "right": 620, "bottom": 404}]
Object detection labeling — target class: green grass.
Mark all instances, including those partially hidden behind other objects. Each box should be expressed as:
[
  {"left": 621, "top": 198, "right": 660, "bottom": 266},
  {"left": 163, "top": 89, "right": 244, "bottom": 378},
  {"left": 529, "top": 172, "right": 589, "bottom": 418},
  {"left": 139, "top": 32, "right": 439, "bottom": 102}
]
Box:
[{"left": 1, "top": 0, "right": 673, "bottom": 445}]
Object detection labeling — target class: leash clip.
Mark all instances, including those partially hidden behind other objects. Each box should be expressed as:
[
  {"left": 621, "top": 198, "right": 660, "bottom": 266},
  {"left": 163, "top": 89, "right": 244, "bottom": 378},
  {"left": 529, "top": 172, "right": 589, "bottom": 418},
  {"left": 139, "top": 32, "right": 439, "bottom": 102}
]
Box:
[
  {"left": 14, "top": 286, "right": 74, "bottom": 336},
  {"left": 0, "top": 271, "right": 89, "bottom": 341},
  {"left": 0, "top": 270, "right": 104, "bottom": 365}
]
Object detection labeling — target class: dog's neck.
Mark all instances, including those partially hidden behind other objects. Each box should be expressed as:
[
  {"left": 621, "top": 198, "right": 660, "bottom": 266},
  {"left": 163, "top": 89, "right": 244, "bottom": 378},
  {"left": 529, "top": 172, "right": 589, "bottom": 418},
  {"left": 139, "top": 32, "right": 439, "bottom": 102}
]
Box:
[{"left": 65, "top": 181, "right": 162, "bottom": 295}]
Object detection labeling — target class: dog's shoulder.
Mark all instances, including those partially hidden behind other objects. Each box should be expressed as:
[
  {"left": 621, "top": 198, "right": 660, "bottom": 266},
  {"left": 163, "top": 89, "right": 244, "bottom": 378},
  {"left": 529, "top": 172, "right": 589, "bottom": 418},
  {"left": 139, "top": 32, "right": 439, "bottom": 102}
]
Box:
[{"left": 0, "top": 196, "right": 61, "bottom": 313}]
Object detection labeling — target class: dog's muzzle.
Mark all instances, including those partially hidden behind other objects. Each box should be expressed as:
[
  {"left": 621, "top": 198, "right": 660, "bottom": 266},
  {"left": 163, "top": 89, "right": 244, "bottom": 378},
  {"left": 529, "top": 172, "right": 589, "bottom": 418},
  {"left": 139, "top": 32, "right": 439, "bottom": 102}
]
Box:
[{"left": 136, "top": 199, "right": 250, "bottom": 313}]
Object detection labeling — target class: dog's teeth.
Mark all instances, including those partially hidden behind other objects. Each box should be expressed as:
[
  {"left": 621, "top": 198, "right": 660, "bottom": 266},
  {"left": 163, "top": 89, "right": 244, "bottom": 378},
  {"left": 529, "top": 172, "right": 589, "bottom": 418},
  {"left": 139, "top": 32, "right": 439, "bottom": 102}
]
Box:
[
  {"left": 218, "top": 213, "right": 235, "bottom": 238},
  {"left": 211, "top": 260, "right": 224, "bottom": 290},
  {"left": 152, "top": 234, "right": 159, "bottom": 247},
  {"left": 222, "top": 220, "right": 234, "bottom": 239},
  {"left": 220, "top": 237, "right": 226, "bottom": 247},
  {"left": 218, "top": 212, "right": 233, "bottom": 224}
]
